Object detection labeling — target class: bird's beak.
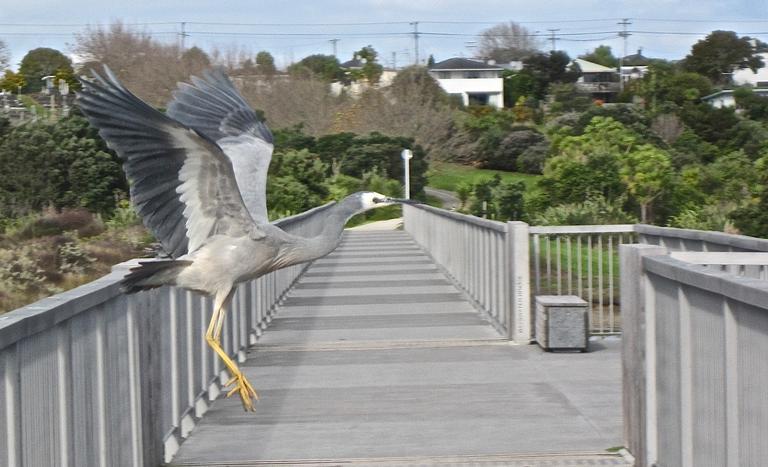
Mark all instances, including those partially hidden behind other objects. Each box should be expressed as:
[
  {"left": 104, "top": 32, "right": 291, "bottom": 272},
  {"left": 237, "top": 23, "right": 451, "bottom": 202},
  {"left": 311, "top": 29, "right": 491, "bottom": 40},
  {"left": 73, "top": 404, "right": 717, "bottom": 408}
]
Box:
[{"left": 385, "top": 197, "right": 420, "bottom": 205}]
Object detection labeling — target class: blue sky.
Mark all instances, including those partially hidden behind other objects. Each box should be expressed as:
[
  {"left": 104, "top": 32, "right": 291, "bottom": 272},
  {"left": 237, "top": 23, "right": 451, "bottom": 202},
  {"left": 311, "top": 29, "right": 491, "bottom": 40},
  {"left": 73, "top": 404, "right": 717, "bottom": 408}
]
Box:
[{"left": 1, "top": 0, "right": 766, "bottom": 70}]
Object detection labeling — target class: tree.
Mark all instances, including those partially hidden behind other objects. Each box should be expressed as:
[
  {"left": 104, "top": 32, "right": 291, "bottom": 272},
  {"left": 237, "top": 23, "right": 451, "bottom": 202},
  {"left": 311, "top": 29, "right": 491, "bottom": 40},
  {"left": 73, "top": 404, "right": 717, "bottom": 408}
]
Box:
[
  {"left": 288, "top": 54, "right": 343, "bottom": 82},
  {"left": 734, "top": 87, "right": 768, "bottom": 120},
  {"left": 0, "top": 39, "right": 9, "bottom": 70},
  {"left": 18, "top": 48, "right": 74, "bottom": 92},
  {"left": 517, "top": 51, "right": 580, "bottom": 100},
  {"left": 388, "top": 65, "right": 447, "bottom": 104},
  {"left": 255, "top": 51, "right": 277, "bottom": 76},
  {"left": 619, "top": 144, "right": 673, "bottom": 223},
  {"left": 683, "top": 30, "right": 766, "bottom": 85},
  {"left": 540, "top": 116, "right": 635, "bottom": 205},
  {"left": 0, "top": 70, "right": 25, "bottom": 93},
  {"left": 350, "top": 45, "right": 383, "bottom": 84},
  {"left": 480, "top": 126, "right": 548, "bottom": 172},
  {"left": 579, "top": 45, "right": 618, "bottom": 68},
  {"left": 181, "top": 46, "right": 212, "bottom": 74},
  {"left": 477, "top": 21, "right": 543, "bottom": 62},
  {"left": 0, "top": 116, "right": 125, "bottom": 218},
  {"left": 494, "top": 181, "right": 526, "bottom": 221},
  {"left": 72, "top": 21, "right": 188, "bottom": 105},
  {"left": 427, "top": 55, "right": 436, "bottom": 68}
]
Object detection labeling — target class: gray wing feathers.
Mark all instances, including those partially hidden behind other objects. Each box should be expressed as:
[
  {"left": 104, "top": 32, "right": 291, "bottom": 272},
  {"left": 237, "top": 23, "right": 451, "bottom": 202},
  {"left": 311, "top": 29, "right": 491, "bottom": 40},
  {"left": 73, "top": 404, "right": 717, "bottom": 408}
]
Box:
[
  {"left": 167, "top": 68, "right": 274, "bottom": 223},
  {"left": 167, "top": 68, "right": 273, "bottom": 144},
  {"left": 76, "top": 67, "right": 261, "bottom": 258},
  {"left": 218, "top": 136, "right": 272, "bottom": 223}
]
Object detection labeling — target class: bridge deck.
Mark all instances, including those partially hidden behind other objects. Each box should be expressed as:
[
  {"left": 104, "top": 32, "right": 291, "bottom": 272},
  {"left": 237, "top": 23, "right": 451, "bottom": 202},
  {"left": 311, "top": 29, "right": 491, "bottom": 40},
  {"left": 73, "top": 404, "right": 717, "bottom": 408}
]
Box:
[{"left": 171, "top": 230, "right": 628, "bottom": 466}]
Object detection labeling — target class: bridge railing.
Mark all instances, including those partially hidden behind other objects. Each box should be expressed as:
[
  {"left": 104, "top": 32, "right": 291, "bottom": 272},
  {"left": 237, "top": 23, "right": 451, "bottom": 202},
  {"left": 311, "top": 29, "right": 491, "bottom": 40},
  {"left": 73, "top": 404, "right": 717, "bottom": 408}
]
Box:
[
  {"left": 621, "top": 245, "right": 768, "bottom": 467},
  {"left": 530, "top": 225, "right": 636, "bottom": 334},
  {"left": 403, "top": 204, "right": 530, "bottom": 342},
  {"left": 403, "top": 204, "right": 768, "bottom": 339},
  {"left": 0, "top": 202, "right": 334, "bottom": 467}
]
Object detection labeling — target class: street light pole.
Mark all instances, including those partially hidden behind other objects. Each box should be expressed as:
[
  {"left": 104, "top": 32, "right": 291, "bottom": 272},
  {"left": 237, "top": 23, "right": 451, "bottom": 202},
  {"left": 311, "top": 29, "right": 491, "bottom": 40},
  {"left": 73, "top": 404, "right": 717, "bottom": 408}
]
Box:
[{"left": 401, "top": 149, "right": 413, "bottom": 199}]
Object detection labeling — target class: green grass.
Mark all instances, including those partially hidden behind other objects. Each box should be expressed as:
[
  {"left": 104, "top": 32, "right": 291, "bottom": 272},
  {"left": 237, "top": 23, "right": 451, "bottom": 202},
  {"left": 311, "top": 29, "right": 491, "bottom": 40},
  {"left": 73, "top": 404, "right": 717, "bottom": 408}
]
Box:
[{"left": 427, "top": 162, "right": 541, "bottom": 192}]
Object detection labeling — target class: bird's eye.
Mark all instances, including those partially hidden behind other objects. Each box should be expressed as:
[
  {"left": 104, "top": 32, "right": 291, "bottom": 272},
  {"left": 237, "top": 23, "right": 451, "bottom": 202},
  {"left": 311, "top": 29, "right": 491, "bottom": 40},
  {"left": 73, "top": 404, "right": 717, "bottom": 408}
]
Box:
[{"left": 372, "top": 197, "right": 383, "bottom": 203}]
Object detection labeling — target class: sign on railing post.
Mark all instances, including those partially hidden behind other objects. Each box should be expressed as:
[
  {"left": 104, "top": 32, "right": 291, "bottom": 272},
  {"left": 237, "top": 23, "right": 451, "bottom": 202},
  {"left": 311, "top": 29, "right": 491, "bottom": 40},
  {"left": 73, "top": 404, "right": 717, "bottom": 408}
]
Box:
[{"left": 507, "top": 221, "right": 531, "bottom": 343}]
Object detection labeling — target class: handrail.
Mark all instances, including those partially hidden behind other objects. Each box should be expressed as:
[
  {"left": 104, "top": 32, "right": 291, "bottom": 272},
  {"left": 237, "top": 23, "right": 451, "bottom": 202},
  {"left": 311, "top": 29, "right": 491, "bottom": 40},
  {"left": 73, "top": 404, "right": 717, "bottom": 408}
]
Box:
[
  {"left": 530, "top": 224, "right": 636, "bottom": 234},
  {"left": 622, "top": 245, "right": 768, "bottom": 466},
  {"left": 635, "top": 223, "right": 768, "bottom": 252},
  {"left": 0, "top": 204, "right": 333, "bottom": 467},
  {"left": 410, "top": 203, "right": 507, "bottom": 233},
  {"left": 402, "top": 203, "right": 530, "bottom": 342}
]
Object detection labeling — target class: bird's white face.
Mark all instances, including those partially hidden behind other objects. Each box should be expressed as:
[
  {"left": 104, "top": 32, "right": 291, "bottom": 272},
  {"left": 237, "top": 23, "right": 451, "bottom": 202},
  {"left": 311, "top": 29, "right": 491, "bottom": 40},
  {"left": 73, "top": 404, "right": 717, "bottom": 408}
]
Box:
[{"left": 360, "top": 192, "right": 393, "bottom": 211}]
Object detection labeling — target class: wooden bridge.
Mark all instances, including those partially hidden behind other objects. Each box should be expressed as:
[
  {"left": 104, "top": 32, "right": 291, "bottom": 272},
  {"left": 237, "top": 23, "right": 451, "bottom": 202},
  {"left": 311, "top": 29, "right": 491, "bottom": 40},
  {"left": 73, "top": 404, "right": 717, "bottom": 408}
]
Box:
[
  {"left": 170, "top": 229, "right": 627, "bottom": 466},
  {"left": 3, "top": 203, "right": 768, "bottom": 467}
]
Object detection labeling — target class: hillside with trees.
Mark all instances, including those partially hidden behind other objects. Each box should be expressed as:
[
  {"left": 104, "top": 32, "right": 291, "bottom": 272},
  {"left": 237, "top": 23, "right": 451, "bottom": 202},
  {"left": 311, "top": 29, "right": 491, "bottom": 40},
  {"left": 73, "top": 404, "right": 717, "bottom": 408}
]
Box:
[{"left": 2, "top": 22, "right": 768, "bottom": 312}]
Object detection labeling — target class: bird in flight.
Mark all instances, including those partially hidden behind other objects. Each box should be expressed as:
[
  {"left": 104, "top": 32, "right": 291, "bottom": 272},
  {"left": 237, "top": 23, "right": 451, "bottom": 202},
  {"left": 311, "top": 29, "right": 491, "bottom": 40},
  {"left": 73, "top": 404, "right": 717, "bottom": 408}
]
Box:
[{"left": 76, "top": 67, "right": 412, "bottom": 411}]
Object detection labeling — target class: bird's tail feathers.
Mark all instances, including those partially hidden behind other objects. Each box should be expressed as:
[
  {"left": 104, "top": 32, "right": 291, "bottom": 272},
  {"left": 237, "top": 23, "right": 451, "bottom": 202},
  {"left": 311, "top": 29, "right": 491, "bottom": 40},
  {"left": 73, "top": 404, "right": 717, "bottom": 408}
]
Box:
[{"left": 121, "top": 260, "right": 192, "bottom": 294}]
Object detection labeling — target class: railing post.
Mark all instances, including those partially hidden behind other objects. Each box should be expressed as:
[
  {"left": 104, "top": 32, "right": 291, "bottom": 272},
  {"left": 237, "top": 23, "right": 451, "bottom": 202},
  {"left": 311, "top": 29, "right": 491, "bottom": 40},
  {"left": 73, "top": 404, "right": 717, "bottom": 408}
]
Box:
[
  {"left": 506, "top": 221, "right": 531, "bottom": 343},
  {"left": 620, "top": 243, "right": 666, "bottom": 467}
]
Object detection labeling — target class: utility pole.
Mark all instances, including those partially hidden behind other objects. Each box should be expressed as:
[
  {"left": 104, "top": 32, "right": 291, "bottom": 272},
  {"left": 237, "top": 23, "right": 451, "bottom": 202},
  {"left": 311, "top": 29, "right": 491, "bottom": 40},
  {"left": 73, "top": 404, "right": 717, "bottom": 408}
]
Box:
[
  {"left": 410, "top": 21, "right": 420, "bottom": 65},
  {"left": 392, "top": 51, "right": 397, "bottom": 70},
  {"left": 179, "top": 22, "right": 188, "bottom": 52},
  {"left": 330, "top": 38, "right": 339, "bottom": 57},
  {"left": 618, "top": 18, "right": 631, "bottom": 92},
  {"left": 547, "top": 29, "right": 560, "bottom": 52}
]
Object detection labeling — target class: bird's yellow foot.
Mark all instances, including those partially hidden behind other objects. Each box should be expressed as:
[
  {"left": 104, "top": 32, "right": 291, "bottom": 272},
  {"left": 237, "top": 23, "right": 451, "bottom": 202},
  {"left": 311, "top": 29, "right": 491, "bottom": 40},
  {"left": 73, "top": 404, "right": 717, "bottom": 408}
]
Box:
[{"left": 225, "top": 371, "right": 259, "bottom": 411}]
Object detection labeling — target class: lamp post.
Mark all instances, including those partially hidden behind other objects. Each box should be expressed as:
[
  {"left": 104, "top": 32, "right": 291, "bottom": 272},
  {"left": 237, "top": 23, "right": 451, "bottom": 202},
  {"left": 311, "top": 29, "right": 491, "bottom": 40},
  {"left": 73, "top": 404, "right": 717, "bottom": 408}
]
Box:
[{"left": 401, "top": 148, "right": 413, "bottom": 199}]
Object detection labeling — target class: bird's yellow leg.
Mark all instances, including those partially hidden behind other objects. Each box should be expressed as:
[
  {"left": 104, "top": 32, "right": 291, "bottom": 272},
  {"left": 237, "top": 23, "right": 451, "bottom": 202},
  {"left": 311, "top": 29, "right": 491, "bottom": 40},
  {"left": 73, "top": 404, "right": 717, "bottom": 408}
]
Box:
[{"left": 205, "top": 291, "right": 258, "bottom": 411}]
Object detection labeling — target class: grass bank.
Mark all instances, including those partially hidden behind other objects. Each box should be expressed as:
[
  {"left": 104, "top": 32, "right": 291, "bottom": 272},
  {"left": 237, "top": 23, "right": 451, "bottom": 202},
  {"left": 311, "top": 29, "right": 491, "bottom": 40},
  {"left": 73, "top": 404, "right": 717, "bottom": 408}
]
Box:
[{"left": 427, "top": 162, "right": 541, "bottom": 192}]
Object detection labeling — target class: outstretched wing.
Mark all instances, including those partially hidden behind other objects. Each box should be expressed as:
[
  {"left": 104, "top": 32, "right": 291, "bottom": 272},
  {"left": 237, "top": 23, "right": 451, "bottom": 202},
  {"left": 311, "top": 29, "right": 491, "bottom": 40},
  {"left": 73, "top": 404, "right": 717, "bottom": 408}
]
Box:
[
  {"left": 76, "top": 67, "right": 263, "bottom": 259},
  {"left": 167, "top": 68, "right": 274, "bottom": 223}
]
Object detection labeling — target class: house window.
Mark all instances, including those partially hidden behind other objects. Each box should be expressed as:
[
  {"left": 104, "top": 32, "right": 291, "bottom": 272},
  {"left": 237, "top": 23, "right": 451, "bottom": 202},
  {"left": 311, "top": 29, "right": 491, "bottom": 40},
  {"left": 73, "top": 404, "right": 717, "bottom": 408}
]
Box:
[
  {"left": 467, "top": 92, "right": 490, "bottom": 105},
  {"left": 465, "top": 71, "right": 481, "bottom": 79}
]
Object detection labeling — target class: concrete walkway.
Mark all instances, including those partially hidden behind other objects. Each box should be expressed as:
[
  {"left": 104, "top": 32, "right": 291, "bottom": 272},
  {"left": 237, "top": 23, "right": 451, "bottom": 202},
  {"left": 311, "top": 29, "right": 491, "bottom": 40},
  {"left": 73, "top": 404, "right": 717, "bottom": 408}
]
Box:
[{"left": 171, "top": 231, "right": 628, "bottom": 466}]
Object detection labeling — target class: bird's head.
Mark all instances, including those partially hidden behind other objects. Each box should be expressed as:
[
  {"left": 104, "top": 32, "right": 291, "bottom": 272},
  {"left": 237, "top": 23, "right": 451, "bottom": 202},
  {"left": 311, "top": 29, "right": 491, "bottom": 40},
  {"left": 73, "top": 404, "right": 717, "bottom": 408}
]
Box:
[{"left": 350, "top": 191, "right": 419, "bottom": 214}]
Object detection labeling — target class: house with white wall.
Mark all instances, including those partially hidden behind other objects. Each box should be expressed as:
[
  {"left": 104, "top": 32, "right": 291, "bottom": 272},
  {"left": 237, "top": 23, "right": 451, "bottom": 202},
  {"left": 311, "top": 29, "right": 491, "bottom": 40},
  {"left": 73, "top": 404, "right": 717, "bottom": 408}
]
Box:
[
  {"left": 732, "top": 52, "right": 768, "bottom": 87},
  {"left": 428, "top": 58, "right": 504, "bottom": 108}
]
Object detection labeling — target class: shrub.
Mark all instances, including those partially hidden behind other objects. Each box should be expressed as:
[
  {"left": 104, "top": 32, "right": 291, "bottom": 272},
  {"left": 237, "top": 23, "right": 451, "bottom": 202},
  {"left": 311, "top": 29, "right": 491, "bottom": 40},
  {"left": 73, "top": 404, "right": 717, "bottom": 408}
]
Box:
[
  {"left": 532, "top": 196, "right": 637, "bottom": 226},
  {"left": 668, "top": 203, "right": 736, "bottom": 232},
  {"left": 10, "top": 208, "right": 103, "bottom": 240}
]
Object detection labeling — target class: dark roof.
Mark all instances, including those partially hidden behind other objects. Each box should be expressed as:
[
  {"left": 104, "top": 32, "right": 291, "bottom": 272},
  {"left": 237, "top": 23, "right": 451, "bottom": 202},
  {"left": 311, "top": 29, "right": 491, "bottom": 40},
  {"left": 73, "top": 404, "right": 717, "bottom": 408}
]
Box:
[
  {"left": 341, "top": 58, "right": 363, "bottom": 68},
  {"left": 429, "top": 58, "right": 503, "bottom": 71},
  {"left": 622, "top": 49, "right": 650, "bottom": 66}
]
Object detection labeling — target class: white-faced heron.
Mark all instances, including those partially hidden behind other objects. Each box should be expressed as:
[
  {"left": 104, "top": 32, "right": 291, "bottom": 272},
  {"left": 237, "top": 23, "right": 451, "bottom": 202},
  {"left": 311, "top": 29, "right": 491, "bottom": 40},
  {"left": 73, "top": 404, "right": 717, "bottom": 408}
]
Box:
[{"left": 76, "top": 67, "right": 413, "bottom": 411}]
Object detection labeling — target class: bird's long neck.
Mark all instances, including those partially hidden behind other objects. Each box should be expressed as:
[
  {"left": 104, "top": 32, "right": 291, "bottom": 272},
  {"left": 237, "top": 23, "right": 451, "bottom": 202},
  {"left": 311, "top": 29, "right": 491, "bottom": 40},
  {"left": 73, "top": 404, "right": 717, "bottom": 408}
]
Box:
[{"left": 292, "top": 201, "right": 356, "bottom": 262}]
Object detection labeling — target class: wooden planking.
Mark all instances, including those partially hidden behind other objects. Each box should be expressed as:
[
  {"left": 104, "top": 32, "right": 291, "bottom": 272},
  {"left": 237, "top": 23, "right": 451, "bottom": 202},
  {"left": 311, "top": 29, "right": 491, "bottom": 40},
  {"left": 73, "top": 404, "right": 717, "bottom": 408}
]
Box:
[{"left": 171, "top": 230, "right": 627, "bottom": 466}]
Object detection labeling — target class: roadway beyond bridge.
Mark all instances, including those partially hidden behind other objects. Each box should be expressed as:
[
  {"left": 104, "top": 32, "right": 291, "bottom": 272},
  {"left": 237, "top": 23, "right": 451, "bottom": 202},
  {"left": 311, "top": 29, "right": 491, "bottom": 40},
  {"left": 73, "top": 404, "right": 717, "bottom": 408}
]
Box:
[{"left": 171, "top": 229, "right": 629, "bottom": 466}]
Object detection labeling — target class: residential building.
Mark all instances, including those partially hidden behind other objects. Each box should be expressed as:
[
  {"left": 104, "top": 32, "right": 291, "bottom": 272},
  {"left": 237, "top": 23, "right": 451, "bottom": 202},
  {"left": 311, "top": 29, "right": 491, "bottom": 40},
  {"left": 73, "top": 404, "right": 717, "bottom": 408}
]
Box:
[
  {"left": 428, "top": 58, "right": 504, "bottom": 108},
  {"left": 620, "top": 48, "right": 651, "bottom": 82},
  {"left": 702, "top": 88, "right": 768, "bottom": 108},
  {"left": 732, "top": 52, "right": 768, "bottom": 87},
  {"left": 573, "top": 58, "right": 620, "bottom": 101}
]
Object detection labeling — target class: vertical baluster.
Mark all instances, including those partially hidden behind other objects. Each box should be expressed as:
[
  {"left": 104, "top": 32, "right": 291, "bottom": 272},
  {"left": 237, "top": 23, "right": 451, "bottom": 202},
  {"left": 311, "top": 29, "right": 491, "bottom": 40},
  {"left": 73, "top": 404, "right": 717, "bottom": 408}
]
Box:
[
  {"left": 576, "top": 235, "right": 583, "bottom": 299},
  {"left": 608, "top": 235, "right": 615, "bottom": 333},
  {"left": 545, "top": 235, "right": 552, "bottom": 294},
  {"left": 566, "top": 236, "right": 573, "bottom": 295},
  {"left": 556, "top": 236, "right": 562, "bottom": 295},
  {"left": 587, "top": 235, "right": 593, "bottom": 332},
  {"left": 125, "top": 298, "right": 144, "bottom": 464},
  {"left": 533, "top": 234, "right": 541, "bottom": 295},
  {"left": 597, "top": 235, "right": 604, "bottom": 333}
]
